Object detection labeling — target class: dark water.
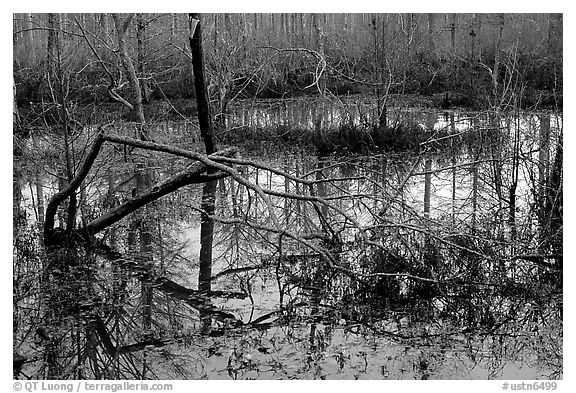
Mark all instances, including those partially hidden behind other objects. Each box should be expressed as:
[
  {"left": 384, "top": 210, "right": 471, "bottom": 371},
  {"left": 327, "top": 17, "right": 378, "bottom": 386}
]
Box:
[{"left": 13, "top": 100, "right": 562, "bottom": 380}]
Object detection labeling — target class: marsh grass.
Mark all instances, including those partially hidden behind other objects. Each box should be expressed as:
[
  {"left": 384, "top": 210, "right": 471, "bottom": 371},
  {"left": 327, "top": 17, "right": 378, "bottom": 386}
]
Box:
[{"left": 221, "top": 121, "right": 455, "bottom": 154}]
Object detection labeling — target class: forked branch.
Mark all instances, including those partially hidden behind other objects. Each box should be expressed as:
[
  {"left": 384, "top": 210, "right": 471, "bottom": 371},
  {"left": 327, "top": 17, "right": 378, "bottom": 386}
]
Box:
[{"left": 43, "top": 132, "right": 237, "bottom": 245}]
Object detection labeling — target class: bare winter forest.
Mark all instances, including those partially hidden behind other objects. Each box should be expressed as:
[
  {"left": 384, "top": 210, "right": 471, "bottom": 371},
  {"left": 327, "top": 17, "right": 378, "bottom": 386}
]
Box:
[{"left": 13, "top": 13, "right": 562, "bottom": 380}]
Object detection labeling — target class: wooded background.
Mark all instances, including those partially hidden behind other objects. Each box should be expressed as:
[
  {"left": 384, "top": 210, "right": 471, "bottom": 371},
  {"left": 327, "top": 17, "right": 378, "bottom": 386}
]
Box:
[{"left": 13, "top": 13, "right": 563, "bottom": 109}]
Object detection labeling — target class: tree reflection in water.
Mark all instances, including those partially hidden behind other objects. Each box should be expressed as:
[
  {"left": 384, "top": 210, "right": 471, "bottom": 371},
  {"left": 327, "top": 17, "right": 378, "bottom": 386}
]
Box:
[{"left": 13, "top": 111, "right": 562, "bottom": 379}]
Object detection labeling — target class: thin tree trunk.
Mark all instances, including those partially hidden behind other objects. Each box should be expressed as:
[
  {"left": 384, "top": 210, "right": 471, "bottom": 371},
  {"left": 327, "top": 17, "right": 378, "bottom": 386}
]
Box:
[
  {"left": 239, "top": 13, "right": 246, "bottom": 38},
  {"left": 427, "top": 13, "right": 435, "bottom": 55},
  {"left": 509, "top": 118, "right": 520, "bottom": 249},
  {"left": 136, "top": 13, "right": 150, "bottom": 104},
  {"left": 48, "top": 13, "right": 77, "bottom": 238},
  {"left": 189, "top": 14, "right": 217, "bottom": 154},
  {"left": 312, "top": 14, "right": 326, "bottom": 150},
  {"left": 379, "top": 15, "right": 388, "bottom": 129},
  {"left": 424, "top": 159, "right": 432, "bottom": 218},
  {"left": 284, "top": 163, "right": 291, "bottom": 224},
  {"left": 450, "top": 114, "right": 457, "bottom": 224},
  {"left": 316, "top": 160, "right": 329, "bottom": 219},
  {"left": 25, "top": 13, "right": 35, "bottom": 64},
  {"left": 213, "top": 14, "right": 218, "bottom": 47},
  {"left": 543, "top": 132, "right": 563, "bottom": 271},
  {"left": 101, "top": 13, "right": 109, "bottom": 36},
  {"left": 492, "top": 14, "right": 505, "bottom": 106},
  {"left": 538, "top": 114, "right": 550, "bottom": 228},
  {"left": 112, "top": 13, "right": 153, "bottom": 336},
  {"left": 372, "top": 16, "right": 382, "bottom": 129},
  {"left": 35, "top": 173, "right": 45, "bottom": 231},
  {"left": 471, "top": 161, "right": 478, "bottom": 235},
  {"left": 136, "top": 168, "right": 153, "bottom": 332},
  {"left": 106, "top": 172, "right": 117, "bottom": 249},
  {"left": 189, "top": 13, "right": 218, "bottom": 333},
  {"left": 171, "top": 14, "right": 177, "bottom": 40},
  {"left": 470, "top": 14, "right": 478, "bottom": 62},
  {"left": 470, "top": 14, "right": 482, "bottom": 63},
  {"left": 224, "top": 13, "right": 231, "bottom": 37},
  {"left": 313, "top": 13, "right": 325, "bottom": 88},
  {"left": 450, "top": 14, "right": 457, "bottom": 55},
  {"left": 281, "top": 13, "right": 288, "bottom": 41},
  {"left": 112, "top": 14, "right": 146, "bottom": 128},
  {"left": 490, "top": 114, "right": 504, "bottom": 213},
  {"left": 13, "top": 79, "right": 23, "bottom": 231},
  {"left": 547, "top": 14, "right": 562, "bottom": 56},
  {"left": 13, "top": 15, "right": 21, "bottom": 68},
  {"left": 47, "top": 14, "right": 59, "bottom": 81},
  {"left": 199, "top": 180, "right": 216, "bottom": 291}
]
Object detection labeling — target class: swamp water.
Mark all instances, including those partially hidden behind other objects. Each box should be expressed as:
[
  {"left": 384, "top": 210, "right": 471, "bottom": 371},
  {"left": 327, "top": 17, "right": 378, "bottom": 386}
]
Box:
[{"left": 13, "top": 100, "right": 562, "bottom": 379}]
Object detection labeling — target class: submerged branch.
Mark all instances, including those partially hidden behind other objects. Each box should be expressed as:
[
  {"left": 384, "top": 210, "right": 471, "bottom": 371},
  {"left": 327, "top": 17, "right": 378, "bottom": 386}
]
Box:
[
  {"left": 94, "top": 251, "right": 248, "bottom": 327},
  {"left": 92, "top": 316, "right": 169, "bottom": 356},
  {"left": 149, "top": 276, "right": 244, "bottom": 325}
]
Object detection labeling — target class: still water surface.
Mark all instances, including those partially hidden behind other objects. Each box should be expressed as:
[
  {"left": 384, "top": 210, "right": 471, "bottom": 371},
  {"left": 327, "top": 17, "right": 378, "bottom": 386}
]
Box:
[{"left": 15, "top": 99, "right": 562, "bottom": 379}]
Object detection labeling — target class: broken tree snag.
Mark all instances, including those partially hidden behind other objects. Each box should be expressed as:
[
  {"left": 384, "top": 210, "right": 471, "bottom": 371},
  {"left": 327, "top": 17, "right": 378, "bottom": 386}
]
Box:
[
  {"left": 189, "top": 13, "right": 217, "bottom": 154},
  {"left": 188, "top": 13, "right": 219, "bottom": 333}
]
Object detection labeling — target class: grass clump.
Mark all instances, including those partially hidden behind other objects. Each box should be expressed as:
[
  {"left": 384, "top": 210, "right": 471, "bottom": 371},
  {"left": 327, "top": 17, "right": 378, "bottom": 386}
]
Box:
[{"left": 221, "top": 121, "right": 435, "bottom": 155}]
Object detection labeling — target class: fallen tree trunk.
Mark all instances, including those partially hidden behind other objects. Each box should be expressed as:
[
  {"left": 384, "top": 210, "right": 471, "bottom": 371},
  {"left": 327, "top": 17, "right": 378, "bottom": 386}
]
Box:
[
  {"left": 44, "top": 133, "right": 106, "bottom": 242},
  {"left": 83, "top": 155, "right": 231, "bottom": 236},
  {"left": 43, "top": 132, "right": 237, "bottom": 245}
]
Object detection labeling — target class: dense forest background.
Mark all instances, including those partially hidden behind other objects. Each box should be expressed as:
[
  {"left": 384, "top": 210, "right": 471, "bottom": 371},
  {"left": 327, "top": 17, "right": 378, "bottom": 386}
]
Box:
[{"left": 13, "top": 13, "right": 562, "bottom": 123}]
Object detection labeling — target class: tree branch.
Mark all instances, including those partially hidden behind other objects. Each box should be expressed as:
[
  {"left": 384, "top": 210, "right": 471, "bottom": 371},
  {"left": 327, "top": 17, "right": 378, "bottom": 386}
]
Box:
[
  {"left": 83, "top": 158, "right": 231, "bottom": 235},
  {"left": 43, "top": 132, "right": 238, "bottom": 244},
  {"left": 44, "top": 133, "right": 106, "bottom": 242},
  {"left": 75, "top": 18, "right": 134, "bottom": 111}
]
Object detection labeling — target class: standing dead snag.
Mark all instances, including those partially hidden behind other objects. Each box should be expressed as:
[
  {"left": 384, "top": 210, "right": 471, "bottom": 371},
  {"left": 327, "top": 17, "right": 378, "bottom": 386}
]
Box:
[
  {"left": 189, "top": 13, "right": 218, "bottom": 332},
  {"left": 189, "top": 13, "right": 217, "bottom": 155}
]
